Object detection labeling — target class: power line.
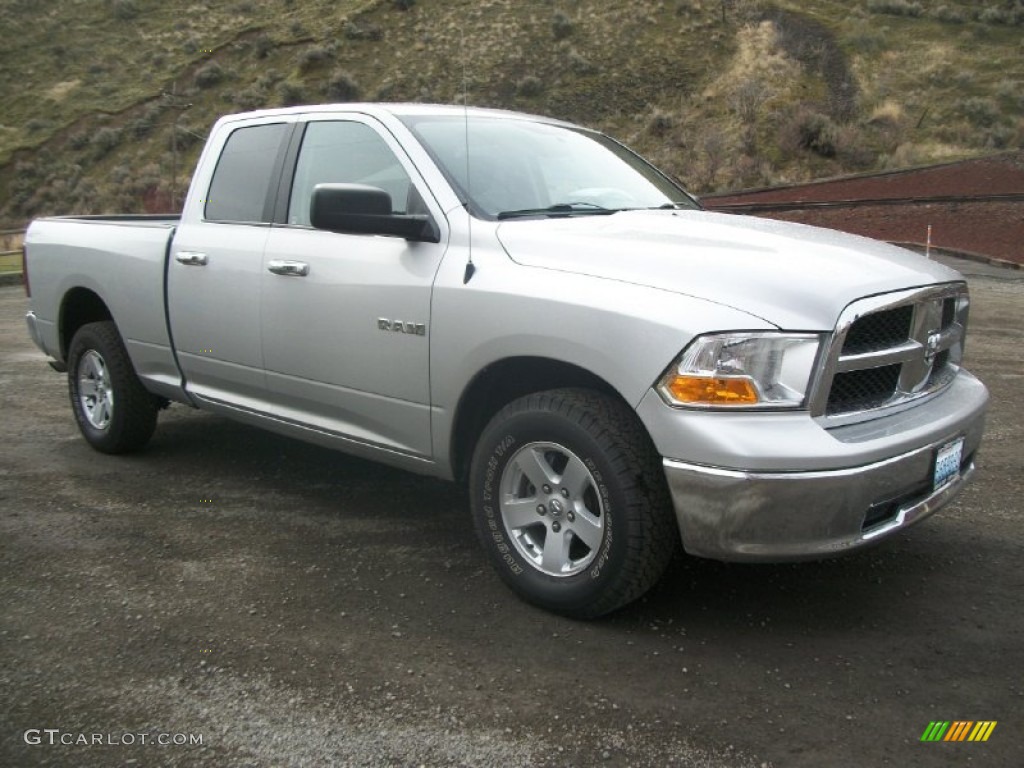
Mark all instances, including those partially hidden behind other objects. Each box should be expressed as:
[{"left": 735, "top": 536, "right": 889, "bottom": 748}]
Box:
[{"left": 161, "top": 84, "right": 192, "bottom": 211}]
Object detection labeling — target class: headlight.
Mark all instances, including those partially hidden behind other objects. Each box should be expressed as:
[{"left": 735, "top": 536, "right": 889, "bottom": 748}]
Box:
[{"left": 657, "top": 332, "right": 823, "bottom": 409}]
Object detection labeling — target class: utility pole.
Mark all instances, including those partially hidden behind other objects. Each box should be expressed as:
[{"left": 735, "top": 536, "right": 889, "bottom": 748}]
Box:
[{"left": 161, "top": 83, "right": 192, "bottom": 211}]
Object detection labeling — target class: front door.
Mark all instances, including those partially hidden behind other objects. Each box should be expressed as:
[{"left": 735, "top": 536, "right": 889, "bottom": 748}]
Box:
[{"left": 260, "top": 117, "right": 448, "bottom": 458}]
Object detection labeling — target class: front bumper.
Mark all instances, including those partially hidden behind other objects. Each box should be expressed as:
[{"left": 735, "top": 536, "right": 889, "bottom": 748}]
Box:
[{"left": 654, "top": 373, "right": 987, "bottom": 561}]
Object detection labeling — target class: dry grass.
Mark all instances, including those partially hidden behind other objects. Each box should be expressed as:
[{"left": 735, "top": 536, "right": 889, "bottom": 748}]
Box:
[{"left": 0, "top": 252, "right": 22, "bottom": 273}]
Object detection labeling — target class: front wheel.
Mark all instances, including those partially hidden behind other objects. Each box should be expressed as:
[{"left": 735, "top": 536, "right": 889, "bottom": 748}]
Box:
[
  {"left": 469, "top": 388, "right": 677, "bottom": 619},
  {"left": 67, "top": 321, "right": 158, "bottom": 454}
]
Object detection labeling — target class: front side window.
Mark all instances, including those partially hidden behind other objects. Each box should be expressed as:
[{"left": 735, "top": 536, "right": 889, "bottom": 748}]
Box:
[
  {"left": 205, "top": 123, "right": 288, "bottom": 223},
  {"left": 288, "top": 121, "right": 413, "bottom": 227}
]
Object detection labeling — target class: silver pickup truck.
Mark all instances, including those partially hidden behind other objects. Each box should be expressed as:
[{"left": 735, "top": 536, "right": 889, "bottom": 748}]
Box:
[{"left": 24, "top": 104, "right": 988, "bottom": 617}]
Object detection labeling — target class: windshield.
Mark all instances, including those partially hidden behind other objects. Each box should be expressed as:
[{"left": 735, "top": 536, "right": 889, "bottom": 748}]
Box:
[{"left": 400, "top": 115, "right": 699, "bottom": 220}]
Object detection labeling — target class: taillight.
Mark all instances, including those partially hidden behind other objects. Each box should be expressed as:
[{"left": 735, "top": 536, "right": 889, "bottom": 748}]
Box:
[{"left": 21, "top": 244, "right": 30, "bottom": 297}]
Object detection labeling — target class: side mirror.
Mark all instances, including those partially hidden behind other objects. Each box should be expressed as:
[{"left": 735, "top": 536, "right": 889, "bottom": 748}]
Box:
[{"left": 310, "top": 184, "right": 439, "bottom": 243}]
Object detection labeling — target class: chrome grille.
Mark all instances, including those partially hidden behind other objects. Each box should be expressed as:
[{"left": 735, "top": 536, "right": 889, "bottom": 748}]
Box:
[
  {"left": 840, "top": 305, "right": 913, "bottom": 355},
  {"left": 811, "top": 284, "right": 969, "bottom": 424},
  {"left": 826, "top": 364, "right": 901, "bottom": 415}
]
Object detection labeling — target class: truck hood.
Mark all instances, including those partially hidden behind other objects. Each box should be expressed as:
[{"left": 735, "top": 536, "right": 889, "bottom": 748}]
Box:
[{"left": 495, "top": 210, "right": 962, "bottom": 329}]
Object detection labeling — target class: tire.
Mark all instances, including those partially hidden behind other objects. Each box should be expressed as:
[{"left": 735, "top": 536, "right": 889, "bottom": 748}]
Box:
[
  {"left": 469, "top": 388, "right": 678, "bottom": 619},
  {"left": 67, "top": 321, "right": 158, "bottom": 454}
]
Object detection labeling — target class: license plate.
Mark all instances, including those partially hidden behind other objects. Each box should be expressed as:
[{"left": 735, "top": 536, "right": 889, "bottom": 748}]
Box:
[{"left": 933, "top": 437, "right": 964, "bottom": 490}]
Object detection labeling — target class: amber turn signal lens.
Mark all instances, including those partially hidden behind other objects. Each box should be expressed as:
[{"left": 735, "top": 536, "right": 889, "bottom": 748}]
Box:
[{"left": 662, "top": 375, "right": 759, "bottom": 405}]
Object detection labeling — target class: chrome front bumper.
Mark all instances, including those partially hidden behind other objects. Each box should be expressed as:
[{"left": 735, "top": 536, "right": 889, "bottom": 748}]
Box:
[{"left": 663, "top": 409, "right": 985, "bottom": 562}]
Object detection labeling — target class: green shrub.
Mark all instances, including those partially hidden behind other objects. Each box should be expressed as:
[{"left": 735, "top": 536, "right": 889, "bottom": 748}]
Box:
[
  {"left": 129, "top": 117, "right": 154, "bottom": 138},
  {"left": 111, "top": 0, "right": 138, "bottom": 20},
  {"left": 393, "top": 0, "right": 415, "bottom": 10},
  {"left": 232, "top": 87, "right": 269, "bottom": 110},
  {"left": 953, "top": 71, "right": 975, "bottom": 89},
  {"left": 326, "top": 70, "right": 360, "bottom": 101},
  {"left": 253, "top": 34, "right": 273, "bottom": 59},
  {"left": 996, "top": 79, "right": 1024, "bottom": 111},
  {"left": 647, "top": 110, "right": 674, "bottom": 137},
  {"left": 297, "top": 46, "right": 333, "bottom": 72},
  {"left": 14, "top": 161, "right": 37, "bottom": 178},
  {"left": 194, "top": 61, "right": 225, "bottom": 88},
  {"left": 957, "top": 97, "right": 1000, "bottom": 127},
  {"left": 783, "top": 108, "right": 841, "bottom": 158},
  {"left": 91, "top": 127, "right": 123, "bottom": 156},
  {"left": 256, "top": 70, "right": 284, "bottom": 89},
  {"left": 977, "top": 7, "right": 1009, "bottom": 24},
  {"left": 981, "top": 123, "right": 1016, "bottom": 149},
  {"left": 866, "top": 0, "right": 923, "bottom": 17},
  {"left": 516, "top": 75, "right": 544, "bottom": 97},
  {"left": 846, "top": 24, "right": 887, "bottom": 53},
  {"left": 343, "top": 20, "right": 383, "bottom": 41},
  {"left": 110, "top": 164, "right": 130, "bottom": 184},
  {"left": 277, "top": 81, "right": 305, "bottom": 106},
  {"left": 979, "top": 4, "right": 1023, "bottom": 25},
  {"left": 553, "top": 10, "right": 573, "bottom": 40},
  {"left": 566, "top": 47, "right": 596, "bottom": 74},
  {"left": 931, "top": 5, "right": 966, "bottom": 23}
]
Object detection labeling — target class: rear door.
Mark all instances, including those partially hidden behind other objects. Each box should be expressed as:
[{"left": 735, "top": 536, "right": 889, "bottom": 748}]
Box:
[
  {"left": 260, "top": 116, "right": 448, "bottom": 458},
  {"left": 168, "top": 119, "right": 294, "bottom": 409}
]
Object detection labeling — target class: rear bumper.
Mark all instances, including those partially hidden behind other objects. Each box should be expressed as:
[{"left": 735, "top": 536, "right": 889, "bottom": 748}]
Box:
[
  {"left": 657, "top": 374, "right": 987, "bottom": 561},
  {"left": 25, "top": 310, "right": 43, "bottom": 349},
  {"left": 25, "top": 311, "right": 65, "bottom": 371}
]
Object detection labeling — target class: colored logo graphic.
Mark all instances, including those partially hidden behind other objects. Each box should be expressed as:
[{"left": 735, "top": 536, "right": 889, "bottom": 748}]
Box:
[{"left": 921, "top": 721, "right": 997, "bottom": 742}]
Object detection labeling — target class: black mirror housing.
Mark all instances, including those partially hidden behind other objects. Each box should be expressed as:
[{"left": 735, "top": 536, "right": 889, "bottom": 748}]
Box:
[{"left": 310, "top": 184, "right": 439, "bottom": 243}]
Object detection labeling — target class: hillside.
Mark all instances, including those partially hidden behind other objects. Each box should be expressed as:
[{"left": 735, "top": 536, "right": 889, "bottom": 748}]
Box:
[{"left": 0, "top": 0, "right": 1021, "bottom": 227}]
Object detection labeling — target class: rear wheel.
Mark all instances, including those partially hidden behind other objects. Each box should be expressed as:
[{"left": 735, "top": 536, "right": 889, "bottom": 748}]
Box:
[
  {"left": 469, "top": 388, "right": 677, "bottom": 619},
  {"left": 67, "top": 321, "right": 158, "bottom": 453}
]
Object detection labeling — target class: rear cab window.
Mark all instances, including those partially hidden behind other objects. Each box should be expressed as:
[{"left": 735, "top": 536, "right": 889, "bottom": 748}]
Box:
[{"left": 205, "top": 123, "right": 290, "bottom": 223}]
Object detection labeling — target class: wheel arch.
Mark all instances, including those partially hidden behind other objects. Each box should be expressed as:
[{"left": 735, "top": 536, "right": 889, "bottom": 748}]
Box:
[
  {"left": 449, "top": 356, "right": 638, "bottom": 483},
  {"left": 59, "top": 288, "right": 113, "bottom": 360}
]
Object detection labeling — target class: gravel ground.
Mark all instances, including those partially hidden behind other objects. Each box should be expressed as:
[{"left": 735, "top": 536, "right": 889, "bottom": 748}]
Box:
[{"left": 1, "top": 256, "right": 1022, "bottom": 768}]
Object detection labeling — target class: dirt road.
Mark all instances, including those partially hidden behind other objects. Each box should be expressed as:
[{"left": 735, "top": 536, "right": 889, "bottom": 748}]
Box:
[{"left": 2, "top": 257, "right": 1021, "bottom": 767}]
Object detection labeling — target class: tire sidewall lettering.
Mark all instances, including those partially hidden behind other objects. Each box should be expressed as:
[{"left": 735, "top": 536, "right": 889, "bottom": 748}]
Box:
[
  {"left": 586, "top": 458, "right": 615, "bottom": 580},
  {"left": 480, "top": 435, "right": 523, "bottom": 575}
]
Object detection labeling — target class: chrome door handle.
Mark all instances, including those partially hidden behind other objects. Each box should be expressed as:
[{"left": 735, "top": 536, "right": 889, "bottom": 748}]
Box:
[
  {"left": 267, "top": 260, "right": 310, "bottom": 277},
  {"left": 175, "top": 251, "right": 208, "bottom": 266}
]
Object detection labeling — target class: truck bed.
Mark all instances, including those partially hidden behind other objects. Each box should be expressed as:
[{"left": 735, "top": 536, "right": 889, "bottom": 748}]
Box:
[{"left": 24, "top": 215, "right": 184, "bottom": 400}]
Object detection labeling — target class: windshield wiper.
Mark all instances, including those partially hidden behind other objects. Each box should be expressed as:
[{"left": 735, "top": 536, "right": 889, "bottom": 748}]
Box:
[{"left": 496, "top": 202, "right": 618, "bottom": 220}]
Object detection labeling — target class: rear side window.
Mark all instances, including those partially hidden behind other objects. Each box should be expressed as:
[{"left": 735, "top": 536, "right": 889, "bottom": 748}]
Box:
[{"left": 205, "top": 123, "right": 288, "bottom": 223}]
